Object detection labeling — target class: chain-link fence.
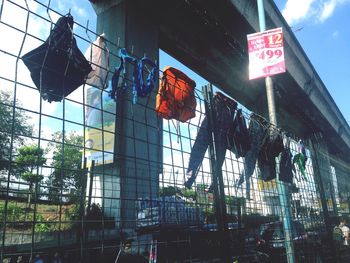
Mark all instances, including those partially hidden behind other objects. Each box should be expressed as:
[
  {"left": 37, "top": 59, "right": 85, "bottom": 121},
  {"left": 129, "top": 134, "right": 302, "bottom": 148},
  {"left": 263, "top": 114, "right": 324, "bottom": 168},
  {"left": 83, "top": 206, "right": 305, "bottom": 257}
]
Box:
[{"left": 0, "top": 0, "right": 349, "bottom": 262}]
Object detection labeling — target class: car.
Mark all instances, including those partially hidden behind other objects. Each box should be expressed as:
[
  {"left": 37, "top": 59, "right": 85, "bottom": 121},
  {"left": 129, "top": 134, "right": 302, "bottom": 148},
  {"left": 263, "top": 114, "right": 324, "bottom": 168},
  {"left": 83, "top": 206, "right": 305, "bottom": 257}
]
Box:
[
  {"left": 120, "top": 223, "right": 267, "bottom": 262},
  {"left": 256, "top": 221, "right": 322, "bottom": 262}
]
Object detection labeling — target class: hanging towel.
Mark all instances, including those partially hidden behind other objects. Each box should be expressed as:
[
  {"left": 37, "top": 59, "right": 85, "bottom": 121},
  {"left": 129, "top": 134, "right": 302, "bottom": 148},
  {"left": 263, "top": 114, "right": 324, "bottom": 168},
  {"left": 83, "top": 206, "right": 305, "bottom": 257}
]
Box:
[
  {"left": 84, "top": 35, "right": 109, "bottom": 89},
  {"left": 22, "top": 14, "right": 92, "bottom": 102}
]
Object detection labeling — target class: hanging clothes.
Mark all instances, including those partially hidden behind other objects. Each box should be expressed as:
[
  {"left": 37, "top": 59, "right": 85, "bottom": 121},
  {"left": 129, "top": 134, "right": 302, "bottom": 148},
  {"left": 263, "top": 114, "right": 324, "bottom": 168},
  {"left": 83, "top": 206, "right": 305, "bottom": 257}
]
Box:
[
  {"left": 84, "top": 35, "right": 109, "bottom": 89},
  {"left": 293, "top": 153, "right": 307, "bottom": 181},
  {"left": 22, "top": 14, "right": 92, "bottom": 102},
  {"left": 184, "top": 92, "right": 237, "bottom": 189},
  {"left": 156, "top": 66, "right": 196, "bottom": 122},
  {"left": 291, "top": 139, "right": 308, "bottom": 181},
  {"left": 110, "top": 49, "right": 157, "bottom": 104},
  {"left": 110, "top": 48, "right": 137, "bottom": 101},
  {"left": 279, "top": 147, "right": 293, "bottom": 184},
  {"left": 136, "top": 56, "right": 157, "bottom": 98},
  {"left": 298, "top": 139, "right": 307, "bottom": 167},
  {"left": 236, "top": 114, "right": 269, "bottom": 199},
  {"left": 227, "top": 109, "right": 251, "bottom": 158},
  {"left": 258, "top": 129, "right": 284, "bottom": 182}
]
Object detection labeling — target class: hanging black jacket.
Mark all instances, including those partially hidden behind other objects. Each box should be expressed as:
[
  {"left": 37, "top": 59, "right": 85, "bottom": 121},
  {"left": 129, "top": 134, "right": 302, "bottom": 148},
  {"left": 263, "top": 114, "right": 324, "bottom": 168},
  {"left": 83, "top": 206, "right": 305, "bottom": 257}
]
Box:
[
  {"left": 258, "top": 129, "right": 284, "bottom": 182},
  {"left": 279, "top": 147, "right": 293, "bottom": 183},
  {"left": 22, "top": 14, "right": 92, "bottom": 102}
]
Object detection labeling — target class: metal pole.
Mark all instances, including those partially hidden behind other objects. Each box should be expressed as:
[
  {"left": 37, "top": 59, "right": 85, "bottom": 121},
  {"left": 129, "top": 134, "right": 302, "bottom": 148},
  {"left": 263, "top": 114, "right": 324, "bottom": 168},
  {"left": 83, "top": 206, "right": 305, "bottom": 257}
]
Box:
[
  {"left": 257, "top": 1, "right": 295, "bottom": 263},
  {"left": 203, "top": 84, "right": 230, "bottom": 261},
  {"left": 265, "top": 77, "right": 277, "bottom": 124},
  {"left": 203, "top": 84, "right": 222, "bottom": 229}
]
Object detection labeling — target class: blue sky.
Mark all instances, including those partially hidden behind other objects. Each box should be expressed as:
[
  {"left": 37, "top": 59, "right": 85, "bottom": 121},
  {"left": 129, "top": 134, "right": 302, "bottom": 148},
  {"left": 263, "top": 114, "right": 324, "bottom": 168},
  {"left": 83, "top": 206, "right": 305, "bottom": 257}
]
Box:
[{"left": 274, "top": 0, "right": 350, "bottom": 124}]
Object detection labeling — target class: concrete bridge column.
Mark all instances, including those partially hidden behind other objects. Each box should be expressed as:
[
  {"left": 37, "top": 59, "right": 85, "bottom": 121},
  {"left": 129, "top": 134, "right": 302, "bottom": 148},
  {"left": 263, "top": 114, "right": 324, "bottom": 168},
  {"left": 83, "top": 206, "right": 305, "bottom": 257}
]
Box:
[
  {"left": 309, "top": 133, "right": 338, "bottom": 218},
  {"left": 91, "top": 0, "right": 161, "bottom": 230},
  {"left": 332, "top": 161, "right": 350, "bottom": 214}
]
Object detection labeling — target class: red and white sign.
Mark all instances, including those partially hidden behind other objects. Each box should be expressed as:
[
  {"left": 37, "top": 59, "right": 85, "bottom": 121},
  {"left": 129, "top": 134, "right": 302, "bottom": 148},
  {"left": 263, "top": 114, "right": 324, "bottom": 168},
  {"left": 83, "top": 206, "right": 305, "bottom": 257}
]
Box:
[{"left": 247, "top": 27, "right": 286, "bottom": 80}]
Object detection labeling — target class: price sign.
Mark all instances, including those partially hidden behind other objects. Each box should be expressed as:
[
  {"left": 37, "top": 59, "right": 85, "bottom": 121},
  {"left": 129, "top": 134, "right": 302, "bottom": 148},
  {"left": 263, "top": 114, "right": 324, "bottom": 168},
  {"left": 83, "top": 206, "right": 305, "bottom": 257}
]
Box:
[{"left": 247, "top": 27, "right": 286, "bottom": 80}]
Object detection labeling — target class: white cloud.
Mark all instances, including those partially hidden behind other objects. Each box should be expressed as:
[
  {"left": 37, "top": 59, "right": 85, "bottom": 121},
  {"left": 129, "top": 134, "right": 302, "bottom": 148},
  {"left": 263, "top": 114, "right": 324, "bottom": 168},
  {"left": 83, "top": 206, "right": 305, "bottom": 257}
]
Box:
[
  {"left": 332, "top": 30, "right": 339, "bottom": 38},
  {"left": 66, "top": 84, "right": 85, "bottom": 105},
  {"left": 319, "top": 0, "right": 350, "bottom": 22},
  {"left": 73, "top": 6, "right": 88, "bottom": 19},
  {"left": 282, "top": 0, "right": 317, "bottom": 26},
  {"left": 320, "top": 0, "right": 337, "bottom": 21},
  {"left": 0, "top": 0, "right": 58, "bottom": 117},
  {"left": 281, "top": 0, "right": 350, "bottom": 26}
]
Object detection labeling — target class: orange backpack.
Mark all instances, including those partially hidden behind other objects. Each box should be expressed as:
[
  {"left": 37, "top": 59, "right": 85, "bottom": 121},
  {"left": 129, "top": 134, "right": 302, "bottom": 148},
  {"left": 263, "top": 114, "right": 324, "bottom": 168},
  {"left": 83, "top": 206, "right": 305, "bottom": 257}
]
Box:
[{"left": 156, "top": 67, "right": 196, "bottom": 122}]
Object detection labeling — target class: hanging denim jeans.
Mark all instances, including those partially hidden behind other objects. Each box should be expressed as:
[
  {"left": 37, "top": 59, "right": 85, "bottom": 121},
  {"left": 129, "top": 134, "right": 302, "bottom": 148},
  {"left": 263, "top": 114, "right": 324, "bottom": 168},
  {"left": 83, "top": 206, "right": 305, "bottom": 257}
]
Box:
[
  {"left": 236, "top": 114, "right": 269, "bottom": 199},
  {"left": 227, "top": 109, "right": 251, "bottom": 158},
  {"left": 184, "top": 92, "right": 237, "bottom": 189}
]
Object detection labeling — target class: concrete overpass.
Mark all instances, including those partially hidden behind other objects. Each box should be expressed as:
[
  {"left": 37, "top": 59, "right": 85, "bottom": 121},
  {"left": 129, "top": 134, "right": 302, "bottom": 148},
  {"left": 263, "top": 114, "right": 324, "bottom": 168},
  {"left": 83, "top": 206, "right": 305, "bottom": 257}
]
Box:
[
  {"left": 90, "top": 0, "right": 350, "bottom": 225},
  {"left": 91, "top": 0, "right": 350, "bottom": 162}
]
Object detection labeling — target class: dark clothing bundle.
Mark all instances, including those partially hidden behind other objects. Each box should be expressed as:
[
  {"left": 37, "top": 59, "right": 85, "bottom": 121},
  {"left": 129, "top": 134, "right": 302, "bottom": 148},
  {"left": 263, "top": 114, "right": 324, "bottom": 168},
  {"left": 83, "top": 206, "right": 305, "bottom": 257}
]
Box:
[
  {"left": 184, "top": 92, "right": 237, "bottom": 189},
  {"left": 236, "top": 114, "right": 286, "bottom": 199},
  {"left": 258, "top": 128, "right": 284, "bottom": 181},
  {"left": 184, "top": 93, "right": 293, "bottom": 197},
  {"left": 279, "top": 147, "right": 293, "bottom": 184},
  {"left": 22, "top": 14, "right": 92, "bottom": 102},
  {"left": 227, "top": 109, "right": 251, "bottom": 158},
  {"left": 237, "top": 114, "right": 269, "bottom": 199}
]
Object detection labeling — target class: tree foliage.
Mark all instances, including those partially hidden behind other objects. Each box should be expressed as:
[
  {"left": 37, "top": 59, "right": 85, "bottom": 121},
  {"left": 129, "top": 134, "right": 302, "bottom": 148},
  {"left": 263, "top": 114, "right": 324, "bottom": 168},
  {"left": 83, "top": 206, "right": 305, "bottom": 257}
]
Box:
[
  {"left": 47, "top": 131, "right": 84, "bottom": 202},
  {"left": 15, "top": 145, "right": 46, "bottom": 206},
  {"left": 15, "top": 145, "right": 46, "bottom": 182},
  {"left": 0, "top": 91, "right": 33, "bottom": 170},
  {"left": 159, "top": 186, "right": 178, "bottom": 196}
]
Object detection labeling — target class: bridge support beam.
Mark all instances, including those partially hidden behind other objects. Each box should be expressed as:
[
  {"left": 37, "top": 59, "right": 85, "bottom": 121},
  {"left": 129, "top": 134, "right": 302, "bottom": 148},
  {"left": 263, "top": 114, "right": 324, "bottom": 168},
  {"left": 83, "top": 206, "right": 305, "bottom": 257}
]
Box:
[{"left": 91, "top": 0, "right": 161, "bottom": 230}]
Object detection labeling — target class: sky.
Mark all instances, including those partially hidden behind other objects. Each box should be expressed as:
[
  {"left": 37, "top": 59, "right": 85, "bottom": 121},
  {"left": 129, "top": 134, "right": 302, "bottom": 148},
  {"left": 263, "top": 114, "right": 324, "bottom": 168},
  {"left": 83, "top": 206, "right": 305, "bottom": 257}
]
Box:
[
  {"left": 0, "top": 0, "right": 349, "bottom": 145},
  {"left": 274, "top": 0, "right": 350, "bottom": 125}
]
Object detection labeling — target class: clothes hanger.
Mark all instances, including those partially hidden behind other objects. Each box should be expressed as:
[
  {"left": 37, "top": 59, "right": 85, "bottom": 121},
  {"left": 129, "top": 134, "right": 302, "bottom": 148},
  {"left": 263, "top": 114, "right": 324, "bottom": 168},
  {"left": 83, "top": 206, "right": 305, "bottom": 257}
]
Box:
[{"left": 85, "top": 20, "right": 93, "bottom": 43}]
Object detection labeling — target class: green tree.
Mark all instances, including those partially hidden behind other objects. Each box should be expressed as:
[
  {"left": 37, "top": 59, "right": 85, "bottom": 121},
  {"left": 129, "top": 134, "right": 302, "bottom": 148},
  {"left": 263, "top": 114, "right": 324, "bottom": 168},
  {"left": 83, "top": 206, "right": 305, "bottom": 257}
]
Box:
[
  {"left": 159, "top": 186, "right": 178, "bottom": 196},
  {"left": 15, "top": 145, "right": 46, "bottom": 206},
  {"left": 181, "top": 188, "right": 196, "bottom": 200},
  {"left": 47, "top": 132, "right": 83, "bottom": 202},
  {"left": 0, "top": 91, "right": 33, "bottom": 171}
]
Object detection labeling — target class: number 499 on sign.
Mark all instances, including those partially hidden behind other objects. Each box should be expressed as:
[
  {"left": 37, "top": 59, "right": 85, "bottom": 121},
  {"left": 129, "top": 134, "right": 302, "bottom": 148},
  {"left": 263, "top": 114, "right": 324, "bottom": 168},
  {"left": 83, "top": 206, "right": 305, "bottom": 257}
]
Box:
[{"left": 257, "top": 49, "right": 283, "bottom": 60}]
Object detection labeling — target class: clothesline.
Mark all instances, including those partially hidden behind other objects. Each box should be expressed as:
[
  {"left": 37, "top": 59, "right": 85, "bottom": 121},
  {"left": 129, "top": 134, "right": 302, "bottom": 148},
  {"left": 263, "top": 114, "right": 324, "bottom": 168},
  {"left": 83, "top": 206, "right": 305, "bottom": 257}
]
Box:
[{"left": 18, "top": 3, "right": 307, "bottom": 147}]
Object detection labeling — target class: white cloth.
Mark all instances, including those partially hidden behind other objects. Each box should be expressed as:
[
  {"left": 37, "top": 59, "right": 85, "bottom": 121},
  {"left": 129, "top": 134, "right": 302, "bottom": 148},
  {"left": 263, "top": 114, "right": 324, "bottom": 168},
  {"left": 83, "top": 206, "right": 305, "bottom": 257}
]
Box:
[
  {"left": 84, "top": 35, "right": 109, "bottom": 88},
  {"left": 341, "top": 225, "right": 350, "bottom": 245}
]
